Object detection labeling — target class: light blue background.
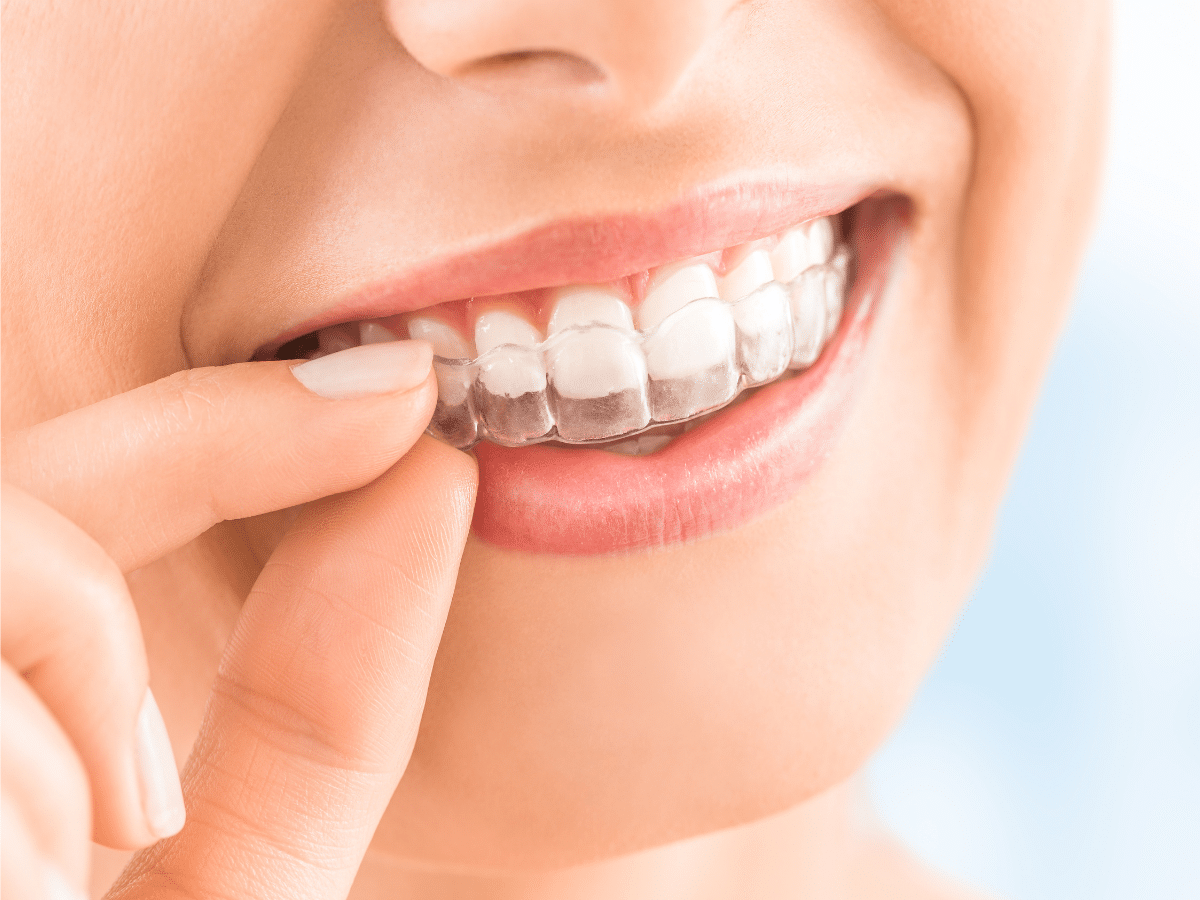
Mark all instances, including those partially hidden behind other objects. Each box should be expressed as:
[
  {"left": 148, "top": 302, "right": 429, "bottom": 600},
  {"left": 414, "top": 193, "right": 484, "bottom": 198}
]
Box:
[{"left": 867, "top": 1, "right": 1200, "bottom": 896}]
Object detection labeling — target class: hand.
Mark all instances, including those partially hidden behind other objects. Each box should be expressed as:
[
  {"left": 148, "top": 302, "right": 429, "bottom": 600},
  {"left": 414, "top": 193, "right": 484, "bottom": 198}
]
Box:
[{"left": 2, "top": 342, "right": 477, "bottom": 899}]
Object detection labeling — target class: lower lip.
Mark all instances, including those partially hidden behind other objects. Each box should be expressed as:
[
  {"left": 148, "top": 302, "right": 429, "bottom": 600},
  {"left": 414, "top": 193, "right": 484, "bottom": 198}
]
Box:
[{"left": 471, "top": 197, "right": 909, "bottom": 555}]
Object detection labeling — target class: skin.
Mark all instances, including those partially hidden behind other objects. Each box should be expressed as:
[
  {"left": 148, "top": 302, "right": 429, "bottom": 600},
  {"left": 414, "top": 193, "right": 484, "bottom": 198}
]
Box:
[{"left": 1, "top": 0, "right": 1107, "bottom": 897}]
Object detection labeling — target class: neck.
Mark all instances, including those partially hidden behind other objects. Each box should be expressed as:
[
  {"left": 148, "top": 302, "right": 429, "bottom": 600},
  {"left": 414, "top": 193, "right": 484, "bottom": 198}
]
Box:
[{"left": 351, "top": 779, "right": 939, "bottom": 900}]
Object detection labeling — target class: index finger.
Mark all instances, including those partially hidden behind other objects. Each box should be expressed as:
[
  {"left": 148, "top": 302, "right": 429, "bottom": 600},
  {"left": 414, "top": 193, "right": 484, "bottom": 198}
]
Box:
[{"left": 2, "top": 345, "right": 435, "bottom": 572}]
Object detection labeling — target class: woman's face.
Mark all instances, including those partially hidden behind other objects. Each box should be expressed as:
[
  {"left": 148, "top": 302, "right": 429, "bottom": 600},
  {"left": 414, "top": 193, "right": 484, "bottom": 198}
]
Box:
[{"left": 2, "top": 0, "right": 1106, "bottom": 871}]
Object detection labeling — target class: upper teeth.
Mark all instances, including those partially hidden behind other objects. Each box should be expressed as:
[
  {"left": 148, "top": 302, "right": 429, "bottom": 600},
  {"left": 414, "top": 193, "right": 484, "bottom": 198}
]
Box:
[
  {"left": 473, "top": 311, "right": 548, "bottom": 403},
  {"left": 407, "top": 317, "right": 471, "bottom": 360},
  {"left": 770, "top": 216, "right": 834, "bottom": 283},
  {"left": 637, "top": 261, "right": 721, "bottom": 332},
  {"left": 474, "top": 310, "right": 542, "bottom": 356},
  {"left": 718, "top": 247, "right": 775, "bottom": 303},
  {"left": 300, "top": 216, "right": 850, "bottom": 451},
  {"left": 547, "top": 285, "right": 634, "bottom": 333}
]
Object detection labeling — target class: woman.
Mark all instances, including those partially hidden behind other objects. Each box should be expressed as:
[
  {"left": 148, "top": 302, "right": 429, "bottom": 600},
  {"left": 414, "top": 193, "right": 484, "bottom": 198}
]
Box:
[{"left": 1, "top": 0, "right": 1108, "bottom": 897}]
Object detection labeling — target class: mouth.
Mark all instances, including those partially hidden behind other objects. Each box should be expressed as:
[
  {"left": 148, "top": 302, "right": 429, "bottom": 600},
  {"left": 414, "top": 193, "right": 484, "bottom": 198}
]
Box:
[{"left": 259, "top": 186, "right": 910, "bottom": 554}]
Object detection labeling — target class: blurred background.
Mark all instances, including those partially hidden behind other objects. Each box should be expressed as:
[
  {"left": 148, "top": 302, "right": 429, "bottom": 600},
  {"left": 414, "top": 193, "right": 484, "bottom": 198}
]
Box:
[{"left": 867, "top": 1, "right": 1200, "bottom": 896}]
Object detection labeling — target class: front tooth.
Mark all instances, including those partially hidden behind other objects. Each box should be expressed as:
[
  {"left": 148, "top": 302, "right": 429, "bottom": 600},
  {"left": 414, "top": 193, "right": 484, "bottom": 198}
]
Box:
[
  {"left": 718, "top": 248, "right": 774, "bottom": 302},
  {"left": 546, "top": 329, "right": 650, "bottom": 442},
  {"left": 547, "top": 286, "right": 634, "bottom": 333},
  {"left": 408, "top": 317, "right": 474, "bottom": 360},
  {"left": 643, "top": 298, "right": 738, "bottom": 422},
  {"left": 476, "top": 347, "right": 553, "bottom": 443},
  {"left": 770, "top": 217, "right": 835, "bottom": 284},
  {"left": 476, "top": 348, "right": 547, "bottom": 398},
  {"left": 475, "top": 310, "right": 543, "bottom": 356},
  {"left": 547, "top": 330, "right": 646, "bottom": 399},
  {"left": 359, "top": 322, "right": 398, "bottom": 344},
  {"left": 473, "top": 311, "right": 552, "bottom": 443},
  {"left": 636, "top": 261, "right": 719, "bottom": 332}
]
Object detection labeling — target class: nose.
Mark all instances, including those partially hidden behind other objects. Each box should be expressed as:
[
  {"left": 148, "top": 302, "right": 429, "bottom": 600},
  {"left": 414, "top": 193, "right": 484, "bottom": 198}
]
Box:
[{"left": 384, "top": 0, "right": 735, "bottom": 112}]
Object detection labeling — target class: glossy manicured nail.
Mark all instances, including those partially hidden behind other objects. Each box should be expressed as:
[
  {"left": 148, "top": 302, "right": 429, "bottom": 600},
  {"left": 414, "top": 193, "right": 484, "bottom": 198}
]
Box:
[
  {"left": 292, "top": 340, "right": 433, "bottom": 399},
  {"left": 134, "top": 688, "right": 186, "bottom": 839}
]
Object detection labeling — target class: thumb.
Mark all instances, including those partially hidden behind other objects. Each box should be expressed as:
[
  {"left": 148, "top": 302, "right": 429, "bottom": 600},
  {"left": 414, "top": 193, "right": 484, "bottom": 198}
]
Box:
[{"left": 109, "top": 436, "right": 477, "bottom": 900}]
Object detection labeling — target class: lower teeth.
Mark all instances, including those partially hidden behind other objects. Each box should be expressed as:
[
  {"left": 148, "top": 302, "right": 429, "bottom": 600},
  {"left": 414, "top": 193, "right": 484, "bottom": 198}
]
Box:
[
  {"left": 602, "top": 433, "right": 678, "bottom": 456},
  {"left": 593, "top": 398, "right": 743, "bottom": 456},
  {"left": 427, "top": 248, "right": 851, "bottom": 450}
]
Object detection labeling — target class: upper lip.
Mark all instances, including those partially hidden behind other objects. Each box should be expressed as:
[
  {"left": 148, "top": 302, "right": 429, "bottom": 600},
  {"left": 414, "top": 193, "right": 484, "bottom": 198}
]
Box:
[{"left": 256, "top": 174, "right": 877, "bottom": 359}]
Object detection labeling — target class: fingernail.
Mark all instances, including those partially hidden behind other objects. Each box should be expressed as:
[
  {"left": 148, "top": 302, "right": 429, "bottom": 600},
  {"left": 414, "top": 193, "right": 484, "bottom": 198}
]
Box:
[
  {"left": 43, "top": 862, "right": 87, "bottom": 900},
  {"left": 134, "top": 688, "right": 186, "bottom": 840},
  {"left": 291, "top": 340, "right": 433, "bottom": 399}
]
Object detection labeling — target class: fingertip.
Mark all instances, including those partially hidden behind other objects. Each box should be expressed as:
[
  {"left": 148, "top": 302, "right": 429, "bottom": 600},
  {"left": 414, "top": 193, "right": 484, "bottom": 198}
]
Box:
[
  {"left": 289, "top": 340, "right": 434, "bottom": 400},
  {"left": 409, "top": 435, "right": 481, "bottom": 525},
  {"left": 418, "top": 433, "right": 480, "bottom": 483},
  {"left": 133, "top": 689, "right": 185, "bottom": 842}
]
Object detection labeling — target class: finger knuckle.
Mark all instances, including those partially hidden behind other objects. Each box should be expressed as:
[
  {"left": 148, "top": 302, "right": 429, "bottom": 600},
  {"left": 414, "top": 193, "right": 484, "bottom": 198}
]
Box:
[
  {"left": 149, "top": 367, "right": 234, "bottom": 436},
  {"left": 208, "top": 671, "right": 384, "bottom": 775},
  {"left": 38, "top": 553, "right": 148, "bottom": 707},
  {"left": 75, "top": 566, "right": 142, "bottom": 660}
]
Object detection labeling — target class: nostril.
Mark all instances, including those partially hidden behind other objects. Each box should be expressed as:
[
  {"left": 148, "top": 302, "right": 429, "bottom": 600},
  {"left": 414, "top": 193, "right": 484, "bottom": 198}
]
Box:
[
  {"left": 454, "top": 49, "right": 608, "bottom": 93},
  {"left": 387, "top": 0, "right": 739, "bottom": 112}
]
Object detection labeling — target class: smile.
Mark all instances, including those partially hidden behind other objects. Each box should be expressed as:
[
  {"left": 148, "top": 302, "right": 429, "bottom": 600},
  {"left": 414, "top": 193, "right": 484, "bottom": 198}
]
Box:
[
  {"left": 264, "top": 186, "right": 909, "bottom": 553},
  {"left": 286, "top": 215, "right": 851, "bottom": 455}
]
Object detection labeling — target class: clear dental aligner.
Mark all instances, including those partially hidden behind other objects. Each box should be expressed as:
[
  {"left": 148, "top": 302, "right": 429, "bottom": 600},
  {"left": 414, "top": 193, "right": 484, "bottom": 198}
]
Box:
[
  {"left": 300, "top": 216, "right": 853, "bottom": 451},
  {"left": 426, "top": 258, "right": 850, "bottom": 450}
]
